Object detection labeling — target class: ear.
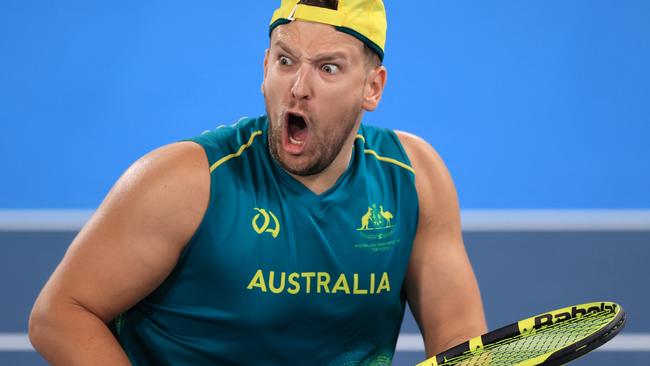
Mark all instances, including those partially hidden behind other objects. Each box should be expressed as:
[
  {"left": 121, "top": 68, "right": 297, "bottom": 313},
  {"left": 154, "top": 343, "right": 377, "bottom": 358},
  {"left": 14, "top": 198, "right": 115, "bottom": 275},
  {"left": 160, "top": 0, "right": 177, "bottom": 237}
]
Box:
[
  {"left": 362, "top": 65, "right": 387, "bottom": 111},
  {"left": 261, "top": 48, "right": 270, "bottom": 95}
]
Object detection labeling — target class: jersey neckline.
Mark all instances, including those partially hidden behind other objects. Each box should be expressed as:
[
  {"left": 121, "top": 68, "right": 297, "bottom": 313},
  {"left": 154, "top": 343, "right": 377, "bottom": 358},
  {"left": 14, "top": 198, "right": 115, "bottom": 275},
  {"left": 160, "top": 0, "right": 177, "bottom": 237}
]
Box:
[{"left": 261, "top": 116, "right": 362, "bottom": 215}]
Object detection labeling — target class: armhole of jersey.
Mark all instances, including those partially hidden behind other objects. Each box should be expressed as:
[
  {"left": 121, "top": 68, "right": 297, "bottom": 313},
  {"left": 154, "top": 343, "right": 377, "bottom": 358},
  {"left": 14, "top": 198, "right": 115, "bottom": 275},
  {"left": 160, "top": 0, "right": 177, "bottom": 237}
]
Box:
[
  {"left": 177, "top": 121, "right": 262, "bottom": 263},
  {"left": 386, "top": 129, "right": 416, "bottom": 180},
  {"left": 175, "top": 138, "right": 218, "bottom": 265},
  {"left": 386, "top": 129, "right": 421, "bottom": 236}
]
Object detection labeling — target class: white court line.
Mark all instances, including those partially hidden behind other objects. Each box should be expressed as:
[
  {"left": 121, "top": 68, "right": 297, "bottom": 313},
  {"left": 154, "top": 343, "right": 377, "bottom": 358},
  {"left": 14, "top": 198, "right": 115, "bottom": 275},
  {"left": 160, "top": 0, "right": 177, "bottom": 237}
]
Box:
[
  {"left": 461, "top": 210, "right": 650, "bottom": 231},
  {"left": 1, "top": 210, "right": 650, "bottom": 232},
  {"left": 2, "top": 333, "right": 649, "bottom": 352},
  {"left": 0, "top": 210, "right": 92, "bottom": 232},
  {"left": 396, "top": 333, "right": 650, "bottom": 352},
  {"left": 0, "top": 334, "right": 32, "bottom": 352}
]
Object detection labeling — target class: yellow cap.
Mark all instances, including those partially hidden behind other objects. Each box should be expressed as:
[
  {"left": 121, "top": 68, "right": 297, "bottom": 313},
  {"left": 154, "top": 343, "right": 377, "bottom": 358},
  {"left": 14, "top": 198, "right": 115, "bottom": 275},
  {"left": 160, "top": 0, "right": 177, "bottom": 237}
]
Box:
[{"left": 270, "top": 0, "right": 387, "bottom": 61}]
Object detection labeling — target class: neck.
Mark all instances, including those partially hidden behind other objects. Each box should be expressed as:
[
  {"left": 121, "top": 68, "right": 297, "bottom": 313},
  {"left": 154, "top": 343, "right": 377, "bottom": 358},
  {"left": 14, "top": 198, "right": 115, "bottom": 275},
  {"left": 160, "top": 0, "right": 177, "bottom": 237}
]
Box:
[{"left": 288, "top": 127, "right": 359, "bottom": 195}]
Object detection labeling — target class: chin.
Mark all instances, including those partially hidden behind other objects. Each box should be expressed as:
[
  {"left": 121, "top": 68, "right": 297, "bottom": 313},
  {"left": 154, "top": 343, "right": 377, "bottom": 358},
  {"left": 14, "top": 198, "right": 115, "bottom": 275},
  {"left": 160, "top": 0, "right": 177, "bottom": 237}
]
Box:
[
  {"left": 280, "top": 156, "right": 319, "bottom": 176},
  {"left": 275, "top": 151, "right": 327, "bottom": 177}
]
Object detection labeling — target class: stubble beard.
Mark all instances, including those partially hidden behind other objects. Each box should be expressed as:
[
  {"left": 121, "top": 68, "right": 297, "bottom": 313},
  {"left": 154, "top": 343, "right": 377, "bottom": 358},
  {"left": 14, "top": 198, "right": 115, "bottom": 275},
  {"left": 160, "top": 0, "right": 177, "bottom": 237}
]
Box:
[{"left": 266, "top": 103, "right": 362, "bottom": 177}]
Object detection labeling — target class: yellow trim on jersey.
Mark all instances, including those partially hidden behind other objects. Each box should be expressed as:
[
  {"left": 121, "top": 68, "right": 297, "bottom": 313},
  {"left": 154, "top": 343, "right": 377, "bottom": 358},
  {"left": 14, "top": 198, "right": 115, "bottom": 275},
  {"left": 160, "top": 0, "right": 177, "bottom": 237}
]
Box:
[
  {"left": 356, "top": 133, "right": 415, "bottom": 174},
  {"left": 210, "top": 131, "right": 263, "bottom": 173},
  {"left": 364, "top": 149, "right": 416, "bottom": 174}
]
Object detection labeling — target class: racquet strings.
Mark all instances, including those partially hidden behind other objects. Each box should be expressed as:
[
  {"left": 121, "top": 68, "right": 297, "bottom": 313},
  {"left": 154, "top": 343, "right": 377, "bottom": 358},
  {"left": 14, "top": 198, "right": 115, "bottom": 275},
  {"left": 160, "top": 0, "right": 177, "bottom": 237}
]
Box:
[{"left": 436, "top": 309, "right": 615, "bottom": 365}]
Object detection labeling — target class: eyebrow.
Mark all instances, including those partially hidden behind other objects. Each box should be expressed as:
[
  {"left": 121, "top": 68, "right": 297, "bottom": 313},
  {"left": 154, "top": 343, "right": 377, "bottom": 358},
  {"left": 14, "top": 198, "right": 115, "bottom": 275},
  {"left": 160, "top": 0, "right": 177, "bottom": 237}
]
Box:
[
  {"left": 313, "top": 51, "right": 349, "bottom": 63},
  {"left": 273, "top": 40, "right": 350, "bottom": 64},
  {"left": 274, "top": 41, "right": 299, "bottom": 58}
]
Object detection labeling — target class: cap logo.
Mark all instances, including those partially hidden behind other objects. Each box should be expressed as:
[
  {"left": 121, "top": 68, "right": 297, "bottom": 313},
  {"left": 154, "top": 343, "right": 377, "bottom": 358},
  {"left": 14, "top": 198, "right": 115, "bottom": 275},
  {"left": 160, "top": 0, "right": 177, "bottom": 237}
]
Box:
[{"left": 298, "top": 0, "right": 338, "bottom": 10}]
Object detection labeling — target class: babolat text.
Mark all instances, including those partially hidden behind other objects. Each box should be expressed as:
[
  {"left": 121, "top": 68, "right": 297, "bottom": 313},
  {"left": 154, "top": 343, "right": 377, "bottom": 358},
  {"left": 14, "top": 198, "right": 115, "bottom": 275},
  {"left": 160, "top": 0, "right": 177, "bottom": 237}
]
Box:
[{"left": 534, "top": 303, "right": 618, "bottom": 329}]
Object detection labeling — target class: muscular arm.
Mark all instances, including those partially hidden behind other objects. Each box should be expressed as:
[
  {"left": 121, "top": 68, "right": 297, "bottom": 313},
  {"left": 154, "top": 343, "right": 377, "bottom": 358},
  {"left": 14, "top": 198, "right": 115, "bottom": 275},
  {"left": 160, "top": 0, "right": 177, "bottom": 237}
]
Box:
[
  {"left": 28, "top": 142, "right": 210, "bottom": 365},
  {"left": 397, "top": 131, "right": 487, "bottom": 357}
]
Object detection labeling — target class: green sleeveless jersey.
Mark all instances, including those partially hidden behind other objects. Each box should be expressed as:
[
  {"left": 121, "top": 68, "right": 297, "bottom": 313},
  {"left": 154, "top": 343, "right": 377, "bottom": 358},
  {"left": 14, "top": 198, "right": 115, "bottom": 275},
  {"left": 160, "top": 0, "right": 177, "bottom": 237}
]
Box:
[{"left": 116, "top": 115, "right": 419, "bottom": 365}]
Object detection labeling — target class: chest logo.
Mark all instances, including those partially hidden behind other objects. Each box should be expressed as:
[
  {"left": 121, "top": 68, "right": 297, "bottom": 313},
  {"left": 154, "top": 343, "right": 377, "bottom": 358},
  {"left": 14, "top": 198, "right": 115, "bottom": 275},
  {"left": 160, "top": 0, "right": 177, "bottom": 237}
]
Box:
[
  {"left": 358, "top": 204, "right": 394, "bottom": 231},
  {"left": 355, "top": 203, "right": 399, "bottom": 252},
  {"left": 252, "top": 208, "right": 280, "bottom": 239}
]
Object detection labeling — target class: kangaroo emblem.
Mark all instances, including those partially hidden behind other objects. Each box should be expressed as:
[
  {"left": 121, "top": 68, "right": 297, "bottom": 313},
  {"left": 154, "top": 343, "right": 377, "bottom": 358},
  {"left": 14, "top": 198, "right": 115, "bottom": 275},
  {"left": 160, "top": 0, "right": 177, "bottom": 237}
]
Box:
[
  {"left": 359, "top": 207, "right": 372, "bottom": 230},
  {"left": 357, "top": 204, "right": 395, "bottom": 231}
]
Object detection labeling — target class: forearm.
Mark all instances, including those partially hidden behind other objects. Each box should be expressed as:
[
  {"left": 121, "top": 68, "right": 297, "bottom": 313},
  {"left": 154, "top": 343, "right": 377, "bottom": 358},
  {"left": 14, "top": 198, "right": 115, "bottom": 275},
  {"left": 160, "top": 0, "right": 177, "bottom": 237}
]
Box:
[
  {"left": 29, "top": 304, "right": 131, "bottom": 366},
  {"left": 419, "top": 298, "right": 487, "bottom": 356},
  {"left": 424, "top": 323, "right": 487, "bottom": 357}
]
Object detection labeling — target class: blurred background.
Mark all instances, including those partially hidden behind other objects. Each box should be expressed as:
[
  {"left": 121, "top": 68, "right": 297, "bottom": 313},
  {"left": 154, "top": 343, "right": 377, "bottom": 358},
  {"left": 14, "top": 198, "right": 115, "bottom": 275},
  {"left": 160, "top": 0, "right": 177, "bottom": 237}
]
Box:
[{"left": 1, "top": 0, "right": 648, "bottom": 364}]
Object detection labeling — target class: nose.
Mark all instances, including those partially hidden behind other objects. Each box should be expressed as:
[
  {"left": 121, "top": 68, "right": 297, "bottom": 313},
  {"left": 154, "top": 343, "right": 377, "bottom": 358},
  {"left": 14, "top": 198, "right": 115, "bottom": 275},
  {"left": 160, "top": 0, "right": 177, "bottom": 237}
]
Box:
[{"left": 290, "top": 65, "right": 313, "bottom": 101}]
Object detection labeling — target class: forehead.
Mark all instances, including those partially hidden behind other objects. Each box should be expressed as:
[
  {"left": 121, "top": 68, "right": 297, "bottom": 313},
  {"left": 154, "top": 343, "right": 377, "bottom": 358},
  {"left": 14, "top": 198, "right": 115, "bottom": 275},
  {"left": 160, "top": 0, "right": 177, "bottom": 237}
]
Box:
[{"left": 270, "top": 20, "right": 364, "bottom": 57}]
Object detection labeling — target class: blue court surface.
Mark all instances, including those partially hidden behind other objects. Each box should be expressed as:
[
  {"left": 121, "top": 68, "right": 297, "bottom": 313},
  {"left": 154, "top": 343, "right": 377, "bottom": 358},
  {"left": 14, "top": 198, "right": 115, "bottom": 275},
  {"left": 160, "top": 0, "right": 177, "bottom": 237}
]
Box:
[{"left": 1, "top": 214, "right": 648, "bottom": 365}]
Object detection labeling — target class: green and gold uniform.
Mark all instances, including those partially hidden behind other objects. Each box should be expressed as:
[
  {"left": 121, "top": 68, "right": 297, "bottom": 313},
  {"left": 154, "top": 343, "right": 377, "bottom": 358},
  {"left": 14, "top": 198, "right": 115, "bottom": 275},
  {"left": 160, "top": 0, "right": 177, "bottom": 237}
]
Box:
[{"left": 116, "top": 115, "right": 419, "bottom": 365}]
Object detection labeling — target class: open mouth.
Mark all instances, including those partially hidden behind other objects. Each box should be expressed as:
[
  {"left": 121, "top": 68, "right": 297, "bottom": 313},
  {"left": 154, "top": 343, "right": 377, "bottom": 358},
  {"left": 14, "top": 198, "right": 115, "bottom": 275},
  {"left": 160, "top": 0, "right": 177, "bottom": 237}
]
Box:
[
  {"left": 284, "top": 112, "right": 310, "bottom": 153},
  {"left": 287, "top": 113, "right": 308, "bottom": 145}
]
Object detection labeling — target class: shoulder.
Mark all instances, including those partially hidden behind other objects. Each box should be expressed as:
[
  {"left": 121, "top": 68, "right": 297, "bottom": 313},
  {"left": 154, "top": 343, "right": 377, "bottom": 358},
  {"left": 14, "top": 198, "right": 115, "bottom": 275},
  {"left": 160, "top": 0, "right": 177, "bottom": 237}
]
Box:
[
  {"left": 125, "top": 141, "right": 209, "bottom": 194},
  {"left": 394, "top": 131, "right": 460, "bottom": 226},
  {"left": 107, "top": 141, "right": 210, "bottom": 244},
  {"left": 394, "top": 131, "right": 450, "bottom": 183},
  {"left": 124, "top": 140, "right": 209, "bottom": 204}
]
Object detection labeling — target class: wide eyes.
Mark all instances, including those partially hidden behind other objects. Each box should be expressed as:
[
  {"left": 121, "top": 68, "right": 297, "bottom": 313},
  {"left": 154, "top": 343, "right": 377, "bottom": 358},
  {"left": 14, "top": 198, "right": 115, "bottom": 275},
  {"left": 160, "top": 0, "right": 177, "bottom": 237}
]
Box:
[
  {"left": 278, "top": 55, "right": 340, "bottom": 75},
  {"left": 321, "top": 64, "right": 340, "bottom": 75},
  {"left": 279, "top": 56, "right": 294, "bottom": 66}
]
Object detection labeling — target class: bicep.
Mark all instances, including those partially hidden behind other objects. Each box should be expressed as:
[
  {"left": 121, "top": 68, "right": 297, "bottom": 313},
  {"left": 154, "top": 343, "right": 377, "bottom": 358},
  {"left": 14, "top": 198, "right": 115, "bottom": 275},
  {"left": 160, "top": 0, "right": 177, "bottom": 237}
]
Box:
[
  {"left": 398, "top": 131, "right": 486, "bottom": 355},
  {"left": 35, "top": 142, "right": 209, "bottom": 323},
  {"left": 404, "top": 221, "right": 486, "bottom": 355}
]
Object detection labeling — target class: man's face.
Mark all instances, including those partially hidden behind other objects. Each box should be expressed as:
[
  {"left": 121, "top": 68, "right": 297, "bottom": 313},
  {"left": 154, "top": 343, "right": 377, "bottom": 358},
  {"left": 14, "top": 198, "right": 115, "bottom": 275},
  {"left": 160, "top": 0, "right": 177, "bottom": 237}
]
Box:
[{"left": 262, "top": 21, "right": 379, "bottom": 176}]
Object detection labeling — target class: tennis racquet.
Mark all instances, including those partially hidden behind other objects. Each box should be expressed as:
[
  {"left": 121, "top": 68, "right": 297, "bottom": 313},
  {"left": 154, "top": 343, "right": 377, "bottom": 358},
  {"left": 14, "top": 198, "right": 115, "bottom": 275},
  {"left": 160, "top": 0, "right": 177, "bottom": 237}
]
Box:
[{"left": 417, "top": 301, "right": 626, "bottom": 366}]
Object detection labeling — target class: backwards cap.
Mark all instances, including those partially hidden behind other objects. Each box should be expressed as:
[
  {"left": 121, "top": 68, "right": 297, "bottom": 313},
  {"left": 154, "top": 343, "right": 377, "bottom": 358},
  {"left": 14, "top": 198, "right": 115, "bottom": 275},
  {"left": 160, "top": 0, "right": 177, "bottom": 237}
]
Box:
[{"left": 269, "top": 0, "right": 387, "bottom": 61}]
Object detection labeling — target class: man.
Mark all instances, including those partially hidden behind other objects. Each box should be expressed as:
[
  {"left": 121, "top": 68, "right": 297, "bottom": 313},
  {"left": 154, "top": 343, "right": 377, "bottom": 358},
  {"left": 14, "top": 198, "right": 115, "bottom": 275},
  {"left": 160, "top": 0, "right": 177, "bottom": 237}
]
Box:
[{"left": 29, "top": 1, "right": 486, "bottom": 364}]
